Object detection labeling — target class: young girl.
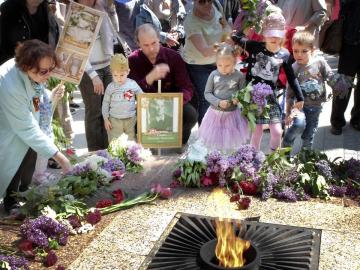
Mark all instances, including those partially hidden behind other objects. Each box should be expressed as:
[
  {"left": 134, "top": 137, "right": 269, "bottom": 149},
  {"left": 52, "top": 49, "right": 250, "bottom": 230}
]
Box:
[
  {"left": 102, "top": 54, "right": 142, "bottom": 142},
  {"left": 232, "top": 12, "right": 304, "bottom": 152},
  {"left": 198, "top": 44, "right": 249, "bottom": 153}
]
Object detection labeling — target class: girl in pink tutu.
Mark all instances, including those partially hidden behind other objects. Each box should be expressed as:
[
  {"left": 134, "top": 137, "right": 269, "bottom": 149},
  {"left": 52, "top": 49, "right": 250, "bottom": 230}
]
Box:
[{"left": 198, "top": 44, "right": 249, "bottom": 153}]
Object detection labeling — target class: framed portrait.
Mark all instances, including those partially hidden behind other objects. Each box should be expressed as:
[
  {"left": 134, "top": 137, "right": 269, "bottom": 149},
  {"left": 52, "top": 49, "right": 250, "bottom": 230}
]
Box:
[
  {"left": 51, "top": 1, "right": 104, "bottom": 84},
  {"left": 137, "top": 93, "right": 183, "bottom": 148}
]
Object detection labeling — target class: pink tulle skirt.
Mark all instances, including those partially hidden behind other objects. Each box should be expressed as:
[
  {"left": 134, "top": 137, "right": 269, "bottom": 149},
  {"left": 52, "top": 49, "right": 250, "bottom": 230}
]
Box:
[{"left": 198, "top": 107, "right": 249, "bottom": 152}]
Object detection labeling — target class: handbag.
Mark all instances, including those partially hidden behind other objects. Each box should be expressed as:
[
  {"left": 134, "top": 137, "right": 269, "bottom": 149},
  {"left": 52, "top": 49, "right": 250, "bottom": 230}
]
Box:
[{"left": 319, "top": 18, "right": 343, "bottom": 55}]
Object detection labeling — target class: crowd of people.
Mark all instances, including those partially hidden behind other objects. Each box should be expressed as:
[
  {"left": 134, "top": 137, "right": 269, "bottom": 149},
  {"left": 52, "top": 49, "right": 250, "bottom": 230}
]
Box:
[{"left": 0, "top": 0, "right": 359, "bottom": 215}]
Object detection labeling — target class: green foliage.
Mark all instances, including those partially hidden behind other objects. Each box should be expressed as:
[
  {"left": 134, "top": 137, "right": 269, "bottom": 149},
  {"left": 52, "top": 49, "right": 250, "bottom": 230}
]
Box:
[
  {"left": 52, "top": 119, "right": 70, "bottom": 151},
  {"left": 58, "top": 174, "right": 99, "bottom": 198},
  {"left": 177, "top": 160, "right": 206, "bottom": 187}
]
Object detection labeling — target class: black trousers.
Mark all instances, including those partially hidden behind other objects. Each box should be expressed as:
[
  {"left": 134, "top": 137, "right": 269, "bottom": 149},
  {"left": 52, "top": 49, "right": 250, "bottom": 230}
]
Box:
[
  {"left": 331, "top": 43, "right": 360, "bottom": 128},
  {"left": 4, "top": 148, "right": 37, "bottom": 211},
  {"left": 183, "top": 103, "right": 198, "bottom": 144},
  {"left": 79, "top": 66, "right": 113, "bottom": 151}
]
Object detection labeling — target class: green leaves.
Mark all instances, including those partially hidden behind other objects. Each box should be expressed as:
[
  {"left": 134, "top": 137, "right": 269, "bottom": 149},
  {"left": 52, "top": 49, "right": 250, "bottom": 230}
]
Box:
[{"left": 177, "top": 160, "right": 206, "bottom": 187}]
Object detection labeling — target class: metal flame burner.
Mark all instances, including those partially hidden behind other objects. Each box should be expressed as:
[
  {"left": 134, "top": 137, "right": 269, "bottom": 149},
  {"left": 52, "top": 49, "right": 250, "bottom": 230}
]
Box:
[
  {"left": 140, "top": 213, "right": 322, "bottom": 270},
  {"left": 199, "top": 239, "right": 260, "bottom": 270}
]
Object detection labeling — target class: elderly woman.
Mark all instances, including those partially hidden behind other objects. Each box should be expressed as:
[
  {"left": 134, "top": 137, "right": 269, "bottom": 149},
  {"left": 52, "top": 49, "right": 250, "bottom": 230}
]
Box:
[
  {"left": 0, "top": 40, "right": 72, "bottom": 214},
  {"left": 182, "top": 0, "right": 230, "bottom": 124}
]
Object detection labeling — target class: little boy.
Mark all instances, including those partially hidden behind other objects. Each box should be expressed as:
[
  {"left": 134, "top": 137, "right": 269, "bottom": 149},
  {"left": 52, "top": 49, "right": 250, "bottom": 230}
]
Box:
[
  {"left": 102, "top": 54, "right": 142, "bottom": 142},
  {"left": 283, "top": 31, "right": 333, "bottom": 149}
]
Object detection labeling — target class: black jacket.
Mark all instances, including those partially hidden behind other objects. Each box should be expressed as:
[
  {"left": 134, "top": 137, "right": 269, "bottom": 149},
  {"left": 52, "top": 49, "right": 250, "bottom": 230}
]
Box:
[
  {"left": 341, "top": 0, "right": 360, "bottom": 46},
  {"left": 0, "top": 0, "right": 59, "bottom": 65}
]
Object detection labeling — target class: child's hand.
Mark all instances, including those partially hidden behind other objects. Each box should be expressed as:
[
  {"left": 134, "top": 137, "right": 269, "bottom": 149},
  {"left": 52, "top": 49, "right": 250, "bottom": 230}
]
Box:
[
  {"left": 232, "top": 98, "right": 239, "bottom": 105},
  {"left": 293, "top": 101, "right": 304, "bottom": 110},
  {"left": 104, "top": 118, "right": 112, "bottom": 131},
  {"left": 219, "top": 100, "right": 230, "bottom": 109}
]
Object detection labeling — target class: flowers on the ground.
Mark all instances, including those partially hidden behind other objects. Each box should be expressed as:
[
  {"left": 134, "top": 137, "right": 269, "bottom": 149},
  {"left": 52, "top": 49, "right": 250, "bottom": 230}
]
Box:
[
  {"left": 0, "top": 255, "right": 29, "bottom": 270},
  {"left": 86, "top": 209, "right": 102, "bottom": 225},
  {"left": 108, "top": 134, "right": 151, "bottom": 173},
  {"left": 233, "top": 82, "right": 273, "bottom": 130},
  {"left": 95, "top": 199, "right": 113, "bottom": 209},
  {"left": 150, "top": 183, "right": 172, "bottom": 199}
]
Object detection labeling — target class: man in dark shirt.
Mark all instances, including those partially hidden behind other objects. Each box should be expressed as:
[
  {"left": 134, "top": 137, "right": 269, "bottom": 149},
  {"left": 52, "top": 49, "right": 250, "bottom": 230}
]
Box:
[{"left": 128, "top": 23, "right": 197, "bottom": 144}]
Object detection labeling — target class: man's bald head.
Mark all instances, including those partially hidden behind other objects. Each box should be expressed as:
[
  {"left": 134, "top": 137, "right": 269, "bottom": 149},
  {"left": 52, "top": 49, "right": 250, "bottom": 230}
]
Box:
[
  {"left": 135, "top": 24, "right": 161, "bottom": 63},
  {"left": 135, "top": 24, "right": 160, "bottom": 43}
]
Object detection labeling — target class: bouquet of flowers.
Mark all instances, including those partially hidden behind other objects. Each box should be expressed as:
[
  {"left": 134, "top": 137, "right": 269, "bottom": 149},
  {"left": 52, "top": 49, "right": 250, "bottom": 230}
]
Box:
[
  {"left": 233, "top": 82, "right": 273, "bottom": 130},
  {"left": 107, "top": 134, "right": 151, "bottom": 173},
  {"left": 328, "top": 73, "right": 353, "bottom": 99},
  {"left": 238, "top": 0, "right": 269, "bottom": 32}
]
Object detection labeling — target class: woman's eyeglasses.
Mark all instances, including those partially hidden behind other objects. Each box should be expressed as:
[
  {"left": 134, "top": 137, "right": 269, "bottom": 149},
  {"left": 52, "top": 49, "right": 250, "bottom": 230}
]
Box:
[
  {"left": 198, "top": 0, "right": 213, "bottom": 4},
  {"left": 37, "top": 65, "right": 56, "bottom": 76}
]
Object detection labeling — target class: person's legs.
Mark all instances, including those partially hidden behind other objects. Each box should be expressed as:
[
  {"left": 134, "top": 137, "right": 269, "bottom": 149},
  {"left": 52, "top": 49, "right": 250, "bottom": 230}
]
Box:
[
  {"left": 123, "top": 116, "right": 137, "bottom": 141},
  {"left": 186, "top": 64, "right": 216, "bottom": 125},
  {"left": 182, "top": 103, "right": 198, "bottom": 144},
  {"left": 269, "top": 123, "right": 283, "bottom": 151},
  {"left": 350, "top": 75, "right": 360, "bottom": 129},
  {"left": 4, "top": 148, "right": 37, "bottom": 213},
  {"left": 251, "top": 124, "right": 264, "bottom": 151},
  {"left": 79, "top": 67, "right": 111, "bottom": 151},
  {"left": 301, "top": 107, "right": 322, "bottom": 148},
  {"left": 331, "top": 43, "right": 359, "bottom": 134},
  {"left": 108, "top": 117, "right": 125, "bottom": 143},
  {"left": 282, "top": 112, "right": 306, "bottom": 148}
]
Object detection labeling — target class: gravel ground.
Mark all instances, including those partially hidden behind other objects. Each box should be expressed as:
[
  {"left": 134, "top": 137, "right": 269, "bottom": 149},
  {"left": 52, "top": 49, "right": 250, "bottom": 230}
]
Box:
[{"left": 68, "top": 190, "right": 360, "bottom": 270}]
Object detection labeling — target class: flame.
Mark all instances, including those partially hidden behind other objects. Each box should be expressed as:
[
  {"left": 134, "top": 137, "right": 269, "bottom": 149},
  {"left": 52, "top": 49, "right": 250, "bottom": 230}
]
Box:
[{"left": 215, "top": 218, "right": 250, "bottom": 268}]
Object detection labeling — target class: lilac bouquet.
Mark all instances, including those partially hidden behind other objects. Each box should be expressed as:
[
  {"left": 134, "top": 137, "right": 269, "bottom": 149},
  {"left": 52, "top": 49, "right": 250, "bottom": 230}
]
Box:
[
  {"left": 233, "top": 82, "right": 273, "bottom": 130},
  {"left": 0, "top": 255, "right": 29, "bottom": 270},
  {"left": 238, "top": 0, "right": 269, "bottom": 32},
  {"left": 328, "top": 73, "right": 353, "bottom": 99},
  {"left": 107, "top": 134, "right": 151, "bottom": 173}
]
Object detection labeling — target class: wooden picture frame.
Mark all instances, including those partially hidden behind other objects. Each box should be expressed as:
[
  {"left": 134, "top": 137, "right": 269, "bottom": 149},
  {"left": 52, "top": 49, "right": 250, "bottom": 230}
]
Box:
[{"left": 137, "top": 93, "right": 183, "bottom": 148}]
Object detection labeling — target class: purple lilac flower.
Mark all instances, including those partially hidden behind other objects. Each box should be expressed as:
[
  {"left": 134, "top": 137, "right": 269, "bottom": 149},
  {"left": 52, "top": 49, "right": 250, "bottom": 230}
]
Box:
[
  {"left": 206, "top": 151, "right": 223, "bottom": 175},
  {"left": 328, "top": 185, "right": 347, "bottom": 197},
  {"left": 20, "top": 216, "right": 69, "bottom": 248},
  {"left": 102, "top": 158, "right": 125, "bottom": 173},
  {"left": 315, "top": 160, "right": 332, "bottom": 179},
  {"left": 346, "top": 158, "right": 360, "bottom": 182},
  {"left": 233, "top": 145, "right": 256, "bottom": 163},
  {"left": 346, "top": 184, "right": 360, "bottom": 197},
  {"left": 0, "top": 255, "right": 29, "bottom": 270},
  {"left": 69, "top": 163, "right": 91, "bottom": 176},
  {"left": 126, "top": 145, "right": 143, "bottom": 164},
  {"left": 285, "top": 167, "right": 299, "bottom": 183},
  {"left": 96, "top": 149, "right": 111, "bottom": 159},
  {"left": 261, "top": 171, "right": 279, "bottom": 200},
  {"left": 274, "top": 187, "right": 298, "bottom": 202},
  {"left": 251, "top": 83, "right": 273, "bottom": 109}
]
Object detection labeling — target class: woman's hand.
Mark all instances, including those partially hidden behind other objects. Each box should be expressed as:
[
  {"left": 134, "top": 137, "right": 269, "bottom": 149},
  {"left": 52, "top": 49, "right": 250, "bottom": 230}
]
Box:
[
  {"left": 51, "top": 83, "right": 65, "bottom": 103},
  {"left": 293, "top": 101, "right": 304, "bottom": 110},
  {"left": 53, "top": 151, "right": 72, "bottom": 174},
  {"left": 92, "top": 76, "right": 104, "bottom": 95}
]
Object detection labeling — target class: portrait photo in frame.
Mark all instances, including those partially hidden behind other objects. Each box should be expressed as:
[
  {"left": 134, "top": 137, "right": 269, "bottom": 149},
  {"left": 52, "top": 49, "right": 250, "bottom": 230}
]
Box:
[{"left": 137, "top": 93, "right": 183, "bottom": 148}]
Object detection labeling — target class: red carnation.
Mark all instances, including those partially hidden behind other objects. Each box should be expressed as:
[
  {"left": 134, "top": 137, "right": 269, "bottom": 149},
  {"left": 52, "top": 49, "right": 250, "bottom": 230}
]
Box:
[
  {"left": 18, "top": 240, "right": 35, "bottom": 257},
  {"left": 239, "top": 181, "right": 257, "bottom": 195},
  {"left": 96, "top": 199, "right": 113, "bottom": 208},
  {"left": 44, "top": 251, "right": 58, "bottom": 267},
  {"left": 86, "top": 209, "right": 101, "bottom": 225},
  {"left": 159, "top": 187, "right": 172, "bottom": 199},
  {"left": 112, "top": 189, "right": 124, "bottom": 204},
  {"left": 237, "top": 197, "right": 251, "bottom": 210},
  {"left": 230, "top": 194, "right": 240, "bottom": 202}
]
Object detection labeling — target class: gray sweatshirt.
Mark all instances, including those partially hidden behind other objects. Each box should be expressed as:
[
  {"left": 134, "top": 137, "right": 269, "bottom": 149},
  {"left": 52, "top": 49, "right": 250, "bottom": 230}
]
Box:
[
  {"left": 286, "top": 56, "right": 333, "bottom": 107},
  {"left": 276, "top": 0, "right": 327, "bottom": 32},
  {"left": 102, "top": 78, "right": 143, "bottom": 119},
  {"left": 204, "top": 69, "right": 246, "bottom": 111}
]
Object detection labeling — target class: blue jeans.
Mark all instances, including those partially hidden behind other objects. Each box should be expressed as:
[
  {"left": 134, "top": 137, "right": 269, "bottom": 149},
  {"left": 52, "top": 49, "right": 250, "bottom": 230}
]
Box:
[
  {"left": 283, "top": 106, "right": 322, "bottom": 149},
  {"left": 186, "top": 63, "right": 216, "bottom": 125}
]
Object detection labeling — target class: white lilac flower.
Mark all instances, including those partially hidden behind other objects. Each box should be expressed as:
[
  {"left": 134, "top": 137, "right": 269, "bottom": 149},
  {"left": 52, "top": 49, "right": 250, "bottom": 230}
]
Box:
[
  {"left": 79, "top": 155, "right": 108, "bottom": 171},
  {"left": 40, "top": 206, "right": 57, "bottom": 220},
  {"left": 76, "top": 223, "right": 94, "bottom": 234}
]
